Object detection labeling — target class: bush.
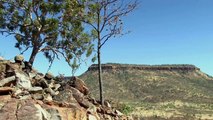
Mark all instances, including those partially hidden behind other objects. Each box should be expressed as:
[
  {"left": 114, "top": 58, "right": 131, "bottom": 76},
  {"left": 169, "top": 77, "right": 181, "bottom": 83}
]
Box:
[{"left": 118, "top": 103, "right": 134, "bottom": 115}]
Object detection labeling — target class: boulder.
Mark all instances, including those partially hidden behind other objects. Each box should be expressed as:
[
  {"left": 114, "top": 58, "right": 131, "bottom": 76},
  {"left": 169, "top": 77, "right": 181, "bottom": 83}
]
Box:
[
  {"left": 104, "top": 101, "right": 112, "bottom": 108},
  {"left": 0, "top": 76, "right": 16, "bottom": 87},
  {"left": 71, "top": 77, "right": 89, "bottom": 95},
  {"left": 0, "top": 99, "right": 18, "bottom": 120},
  {"left": 46, "top": 109, "right": 62, "bottom": 120},
  {"left": 32, "top": 93, "right": 44, "bottom": 100},
  {"left": 44, "top": 94, "right": 53, "bottom": 102},
  {"left": 70, "top": 87, "right": 90, "bottom": 108},
  {"left": 88, "top": 114, "right": 98, "bottom": 120},
  {"left": 0, "top": 98, "right": 88, "bottom": 120},
  {"left": 45, "top": 87, "right": 58, "bottom": 96},
  {"left": 15, "top": 72, "right": 32, "bottom": 90},
  {"left": 12, "top": 88, "right": 29, "bottom": 98},
  {"left": 14, "top": 55, "right": 24, "bottom": 63},
  {"left": 115, "top": 110, "right": 124, "bottom": 116},
  {"left": 53, "top": 89, "right": 78, "bottom": 104},
  {"left": 29, "top": 86, "right": 43, "bottom": 94},
  {"left": 17, "top": 101, "right": 50, "bottom": 120}
]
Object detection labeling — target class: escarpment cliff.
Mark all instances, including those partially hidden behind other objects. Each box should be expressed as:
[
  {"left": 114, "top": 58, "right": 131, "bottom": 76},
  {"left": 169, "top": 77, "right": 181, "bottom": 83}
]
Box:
[
  {"left": 88, "top": 63, "right": 200, "bottom": 71},
  {"left": 80, "top": 63, "right": 213, "bottom": 103}
]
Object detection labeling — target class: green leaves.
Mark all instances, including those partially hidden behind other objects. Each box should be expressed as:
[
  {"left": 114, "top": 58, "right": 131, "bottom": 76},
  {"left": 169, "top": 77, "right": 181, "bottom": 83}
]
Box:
[{"left": 0, "top": 0, "right": 96, "bottom": 75}]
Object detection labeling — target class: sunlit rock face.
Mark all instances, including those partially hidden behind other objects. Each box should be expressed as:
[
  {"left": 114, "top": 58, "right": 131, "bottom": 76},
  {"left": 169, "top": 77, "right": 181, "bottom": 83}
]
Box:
[{"left": 0, "top": 56, "right": 129, "bottom": 120}]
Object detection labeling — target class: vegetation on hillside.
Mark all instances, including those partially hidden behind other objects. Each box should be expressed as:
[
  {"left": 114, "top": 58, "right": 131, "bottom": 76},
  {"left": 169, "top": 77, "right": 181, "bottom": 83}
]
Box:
[{"left": 80, "top": 63, "right": 213, "bottom": 119}]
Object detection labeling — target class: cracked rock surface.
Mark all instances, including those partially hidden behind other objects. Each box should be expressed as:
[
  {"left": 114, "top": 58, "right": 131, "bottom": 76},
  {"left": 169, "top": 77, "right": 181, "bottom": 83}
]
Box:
[{"left": 0, "top": 56, "right": 132, "bottom": 120}]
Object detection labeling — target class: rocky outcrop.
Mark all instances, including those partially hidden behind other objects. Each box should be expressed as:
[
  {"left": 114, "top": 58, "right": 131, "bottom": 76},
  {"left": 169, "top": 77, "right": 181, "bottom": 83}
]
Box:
[
  {"left": 0, "top": 56, "right": 130, "bottom": 120},
  {"left": 88, "top": 63, "right": 200, "bottom": 72},
  {"left": 0, "top": 96, "right": 87, "bottom": 120}
]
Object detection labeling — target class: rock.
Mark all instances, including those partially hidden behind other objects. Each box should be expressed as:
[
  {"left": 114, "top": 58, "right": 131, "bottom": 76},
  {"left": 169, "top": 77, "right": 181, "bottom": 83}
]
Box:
[
  {"left": 0, "top": 57, "right": 129, "bottom": 120},
  {"left": 104, "top": 101, "right": 112, "bottom": 108},
  {"left": 19, "top": 95, "right": 31, "bottom": 100},
  {"left": 71, "top": 76, "right": 89, "bottom": 95},
  {"left": 44, "top": 93, "right": 53, "bottom": 102},
  {"left": 88, "top": 114, "right": 98, "bottom": 120},
  {"left": 32, "top": 93, "right": 43, "bottom": 100},
  {"left": 5, "top": 63, "right": 19, "bottom": 77},
  {"left": 29, "top": 86, "right": 43, "bottom": 93},
  {"left": 45, "top": 87, "right": 58, "bottom": 96},
  {"left": 53, "top": 89, "right": 78, "bottom": 104},
  {"left": 0, "top": 72, "right": 5, "bottom": 81},
  {"left": 17, "top": 101, "right": 49, "bottom": 120},
  {"left": 115, "top": 110, "right": 124, "bottom": 116},
  {"left": 0, "top": 97, "right": 88, "bottom": 120},
  {"left": 89, "top": 97, "right": 99, "bottom": 105},
  {"left": 34, "top": 104, "right": 51, "bottom": 120},
  {"left": 103, "top": 114, "right": 112, "bottom": 120},
  {"left": 14, "top": 55, "right": 24, "bottom": 63},
  {"left": 0, "top": 60, "right": 7, "bottom": 73},
  {"left": 0, "top": 100, "right": 18, "bottom": 120},
  {"left": 45, "top": 72, "right": 54, "bottom": 80},
  {"left": 87, "top": 102, "right": 97, "bottom": 113},
  {"left": 31, "top": 74, "right": 43, "bottom": 86},
  {"left": 37, "top": 78, "right": 49, "bottom": 88},
  {"left": 12, "top": 88, "right": 29, "bottom": 98},
  {"left": 48, "top": 80, "right": 55, "bottom": 87},
  {"left": 29, "top": 72, "right": 38, "bottom": 79},
  {"left": 0, "top": 76, "right": 16, "bottom": 87},
  {"left": 46, "top": 109, "right": 62, "bottom": 120},
  {"left": 15, "top": 72, "right": 32, "bottom": 90},
  {"left": 53, "top": 84, "right": 61, "bottom": 91},
  {"left": 70, "top": 87, "right": 90, "bottom": 108},
  {"left": 0, "top": 87, "right": 13, "bottom": 95},
  {"left": 60, "top": 107, "right": 87, "bottom": 120},
  {"left": 0, "top": 61, "right": 6, "bottom": 79}
]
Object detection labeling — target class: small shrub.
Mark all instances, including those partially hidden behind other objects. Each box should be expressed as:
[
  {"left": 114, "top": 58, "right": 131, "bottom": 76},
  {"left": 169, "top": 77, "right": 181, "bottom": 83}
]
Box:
[{"left": 118, "top": 103, "right": 134, "bottom": 115}]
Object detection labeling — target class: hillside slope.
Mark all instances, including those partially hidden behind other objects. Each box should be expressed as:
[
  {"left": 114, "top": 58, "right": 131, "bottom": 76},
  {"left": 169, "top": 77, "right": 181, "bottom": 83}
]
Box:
[
  {"left": 79, "top": 63, "right": 213, "bottom": 119},
  {"left": 80, "top": 63, "right": 213, "bottom": 103}
]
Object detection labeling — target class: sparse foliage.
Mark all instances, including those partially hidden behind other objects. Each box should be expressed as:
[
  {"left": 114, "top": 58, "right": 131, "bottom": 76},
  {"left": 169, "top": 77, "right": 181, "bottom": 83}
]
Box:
[
  {"left": 0, "top": 0, "right": 94, "bottom": 75},
  {"left": 83, "top": 0, "right": 138, "bottom": 105}
]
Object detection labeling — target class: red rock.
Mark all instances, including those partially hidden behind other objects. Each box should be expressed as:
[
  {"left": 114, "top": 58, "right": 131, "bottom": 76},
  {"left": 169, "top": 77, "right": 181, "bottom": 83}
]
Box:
[
  {"left": 0, "top": 100, "right": 18, "bottom": 120},
  {"left": 0, "top": 87, "right": 13, "bottom": 95},
  {"left": 72, "top": 77, "right": 89, "bottom": 95},
  {"left": 0, "top": 76, "right": 16, "bottom": 87},
  {"left": 17, "top": 101, "right": 45, "bottom": 120}
]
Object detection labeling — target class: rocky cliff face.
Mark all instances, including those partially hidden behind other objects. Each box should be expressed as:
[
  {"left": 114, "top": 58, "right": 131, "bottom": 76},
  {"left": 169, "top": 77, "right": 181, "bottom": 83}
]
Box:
[
  {"left": 88, "top": 63, "right": 200, "bottom": 71},
  {"left": 0, "top": 56, "right": 131, "bottom": 120}
]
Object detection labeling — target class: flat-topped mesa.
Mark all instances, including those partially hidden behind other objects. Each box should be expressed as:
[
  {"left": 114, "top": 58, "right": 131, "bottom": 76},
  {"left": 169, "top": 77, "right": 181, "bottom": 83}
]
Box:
[{"left": 88, "top": 63, "right": 200, "bottom": 71}]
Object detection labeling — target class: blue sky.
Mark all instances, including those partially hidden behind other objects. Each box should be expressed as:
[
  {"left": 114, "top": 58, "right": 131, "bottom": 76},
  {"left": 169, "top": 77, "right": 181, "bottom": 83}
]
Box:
[{"left": 0, "top": 0, "right": 213, "bottom": 76}]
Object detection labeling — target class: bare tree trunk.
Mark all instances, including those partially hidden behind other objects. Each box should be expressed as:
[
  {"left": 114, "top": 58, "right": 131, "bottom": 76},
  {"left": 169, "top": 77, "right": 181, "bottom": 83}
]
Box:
[
  {"left": 97, "top": 43, "right": 104, "bottom": 105},
  {"left": 29, "top": 47, "right": 39, "bottom": 65},
  {"left": 97, "top": 8, "right": 104, "bottom": 105}
]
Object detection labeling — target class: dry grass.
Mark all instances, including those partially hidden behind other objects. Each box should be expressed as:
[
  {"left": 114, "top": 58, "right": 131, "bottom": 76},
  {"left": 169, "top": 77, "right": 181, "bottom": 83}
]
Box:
[{"left": 79, "top": 64, "right": 213, "bottom": 119}]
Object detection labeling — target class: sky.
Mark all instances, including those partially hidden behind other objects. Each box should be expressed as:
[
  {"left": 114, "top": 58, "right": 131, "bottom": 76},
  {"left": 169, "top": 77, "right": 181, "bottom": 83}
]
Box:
[{"left": 0, "top": 0, "right": 213, "bottom": 76}]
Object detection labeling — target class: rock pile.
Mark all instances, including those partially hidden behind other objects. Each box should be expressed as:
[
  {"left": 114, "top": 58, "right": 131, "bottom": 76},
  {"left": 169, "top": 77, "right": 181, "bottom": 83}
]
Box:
[{"left": 0, "top": 55, "right": 132, "bottom": 120}]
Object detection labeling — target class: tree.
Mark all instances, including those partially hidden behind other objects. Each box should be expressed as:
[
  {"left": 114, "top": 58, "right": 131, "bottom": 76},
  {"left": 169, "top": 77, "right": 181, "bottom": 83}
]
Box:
[
  {"left": 84, "top": 0, "right": 138, "bottom": 105},
  {"left": 0, "top": 0, "right": 94, "bottom": 71}
]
